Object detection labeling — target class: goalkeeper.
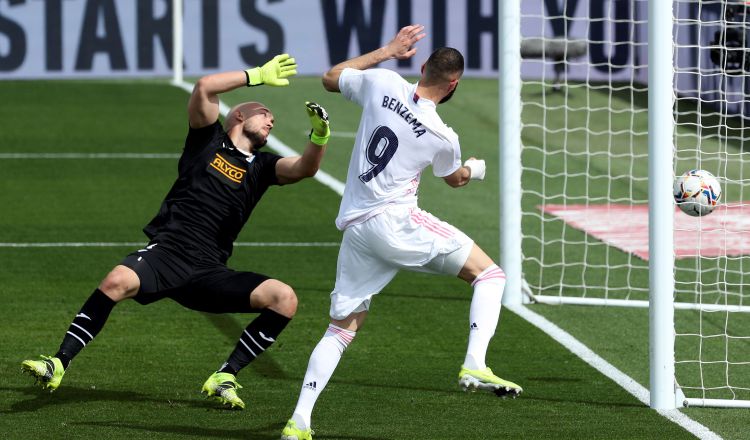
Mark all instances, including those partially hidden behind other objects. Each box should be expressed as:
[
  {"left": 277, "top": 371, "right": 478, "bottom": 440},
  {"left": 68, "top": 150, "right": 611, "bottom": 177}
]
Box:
[{"left": 21, "top": 54, "right": 331, "bottom": 410}]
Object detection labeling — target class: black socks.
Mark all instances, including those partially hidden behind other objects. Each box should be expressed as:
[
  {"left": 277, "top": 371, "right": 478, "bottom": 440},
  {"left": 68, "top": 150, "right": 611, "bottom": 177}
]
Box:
[
  {"left": 219, "top": 309, "right": 291, "bottom": 375},
  {"left": 55, "top": 289, "right": 116, "bottom": 369}
]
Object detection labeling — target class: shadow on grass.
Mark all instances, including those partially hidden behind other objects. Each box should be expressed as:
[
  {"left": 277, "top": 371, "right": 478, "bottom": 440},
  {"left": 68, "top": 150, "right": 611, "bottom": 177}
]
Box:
[
  {"left": 0, "top": 385, "right": 219, "bottom": 414},
  {"left": 72, "top": 420, "right": 275, "bottom": 440},
  {"left": 262, "top": 374, "right": 644, "bottom": 409},
  {"left": 519, "top": 393, "right": 643, "bottom": 408},
  {"left": 71, "top": 420, "right": 392, "bottom": 440},
  {"left": 4, "top": 373, "right": 638, "bottom": 413},
  {"left": 525, "top": 376, "right": 583, "bottom": 383}
]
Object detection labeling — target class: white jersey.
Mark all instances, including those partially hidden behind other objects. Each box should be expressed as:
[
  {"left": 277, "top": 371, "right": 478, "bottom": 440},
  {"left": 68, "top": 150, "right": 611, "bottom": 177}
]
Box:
[{"left": 335, "top": 68, "right": 463, "bottom": 230}]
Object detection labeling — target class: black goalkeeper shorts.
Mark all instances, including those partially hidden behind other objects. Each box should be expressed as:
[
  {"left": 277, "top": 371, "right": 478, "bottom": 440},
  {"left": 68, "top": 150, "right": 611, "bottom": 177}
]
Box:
[{"left": 119, "top": 242, "right": 269, "bottom": 314}]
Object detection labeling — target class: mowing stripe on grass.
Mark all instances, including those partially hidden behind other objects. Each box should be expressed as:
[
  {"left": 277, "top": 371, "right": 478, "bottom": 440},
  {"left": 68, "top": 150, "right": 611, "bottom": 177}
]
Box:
[
  {"left": 507, "top": 303, "right": 721, "bottom": 440},
  {"left": 0, "top": 153, "right": 181, "bottom": 159},
  {"left": 0, "top": 242, "right": 339, "bottom": 248},
  {"left": 170, "top": 79, "right": 719, "bottom": 439}
]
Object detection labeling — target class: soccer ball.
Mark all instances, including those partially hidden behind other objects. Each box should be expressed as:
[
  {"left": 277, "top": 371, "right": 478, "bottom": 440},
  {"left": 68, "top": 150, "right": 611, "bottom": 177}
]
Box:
[{"left": 673, "top": 169, "right": 722, "bottom": 217}]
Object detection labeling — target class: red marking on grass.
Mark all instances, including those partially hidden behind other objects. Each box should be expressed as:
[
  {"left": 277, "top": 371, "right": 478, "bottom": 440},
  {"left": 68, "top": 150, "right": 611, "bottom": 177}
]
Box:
[{"left": 539, "top": 203, "right": 750, "bottom": 260}]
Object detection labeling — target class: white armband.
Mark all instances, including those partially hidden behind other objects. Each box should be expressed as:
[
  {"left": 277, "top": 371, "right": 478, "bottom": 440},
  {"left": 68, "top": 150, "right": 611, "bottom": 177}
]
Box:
[{"left": 464, "top": 159, "right": 486, "bottom": 181}]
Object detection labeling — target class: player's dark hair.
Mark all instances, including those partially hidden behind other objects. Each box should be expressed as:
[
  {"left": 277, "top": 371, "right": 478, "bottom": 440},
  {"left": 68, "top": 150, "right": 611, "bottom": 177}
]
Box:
[{"left": 423, "top": 47, "right": 464, "bottom": 84}]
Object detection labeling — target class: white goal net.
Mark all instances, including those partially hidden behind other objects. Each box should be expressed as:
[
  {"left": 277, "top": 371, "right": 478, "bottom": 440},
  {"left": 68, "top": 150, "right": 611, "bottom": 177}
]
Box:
[{"left": 515, "top": 0, "right": 750, "bottom": 407}]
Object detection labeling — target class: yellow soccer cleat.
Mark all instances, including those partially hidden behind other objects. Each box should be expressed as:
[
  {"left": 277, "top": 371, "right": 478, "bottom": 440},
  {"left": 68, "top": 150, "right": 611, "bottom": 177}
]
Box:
[
  {"left": 280, "top": 419, "right": 314, "bottom": 440},
  {"left": 21, "top": 355, "right": 65, "bottom": 392},
  {"left": 201, "top": 371, "right": 245, "bottom": 409},
  {"left": 458, "top": 365, "right": 523, "bottom": 398}
]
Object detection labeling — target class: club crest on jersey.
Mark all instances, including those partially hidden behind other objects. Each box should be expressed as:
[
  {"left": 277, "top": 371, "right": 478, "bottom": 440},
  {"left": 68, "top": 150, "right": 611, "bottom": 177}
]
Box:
[{"left": 207, "top": 152, "right": 246, "bottom": 189}]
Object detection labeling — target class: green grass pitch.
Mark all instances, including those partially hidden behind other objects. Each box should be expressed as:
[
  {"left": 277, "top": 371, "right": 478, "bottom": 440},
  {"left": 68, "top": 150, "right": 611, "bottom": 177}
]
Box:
[{"left": 0, "top": 78, "right": 744, "bottom": 439}]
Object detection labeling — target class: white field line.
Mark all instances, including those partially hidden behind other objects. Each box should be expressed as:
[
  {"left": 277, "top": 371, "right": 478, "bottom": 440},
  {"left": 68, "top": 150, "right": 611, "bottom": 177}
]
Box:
[
  {"left": 0, "top": 153, "right": 180, "bottom": 159},
  {"left": 507, "top": 303, "right": 721, "bottom": 440},
  {"left": 0, "top": 242, "right": 339, "bottom": 248}
]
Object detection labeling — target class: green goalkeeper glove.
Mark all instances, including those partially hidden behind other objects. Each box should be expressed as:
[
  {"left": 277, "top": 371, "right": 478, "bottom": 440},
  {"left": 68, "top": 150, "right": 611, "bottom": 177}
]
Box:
[
  {"left": 245, "top": 54, "right": 297, "bottom": 87},
  {"left": 306, "top": 101, "right": 330, "bottom": 146}
]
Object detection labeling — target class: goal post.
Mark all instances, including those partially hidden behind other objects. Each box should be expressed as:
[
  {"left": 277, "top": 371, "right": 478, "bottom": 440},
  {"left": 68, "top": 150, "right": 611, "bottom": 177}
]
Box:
[
  {"left": 499, "top": 0, "right": 524, "bottom": 307},
  {"left": 504, "top": 0, "right": 750, "bottom": 409},
  {"left": 648, "top": 0, "right": 677, "bottom": 410},
  {"left": 171, "top": 0, "right": 183, "bottom": 86}
]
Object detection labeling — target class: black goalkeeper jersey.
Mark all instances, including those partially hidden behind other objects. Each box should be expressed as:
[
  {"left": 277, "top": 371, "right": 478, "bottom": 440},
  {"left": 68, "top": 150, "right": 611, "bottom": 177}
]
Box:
[{"left": 143, "top": 121, "right": 282, "bottom": 264}]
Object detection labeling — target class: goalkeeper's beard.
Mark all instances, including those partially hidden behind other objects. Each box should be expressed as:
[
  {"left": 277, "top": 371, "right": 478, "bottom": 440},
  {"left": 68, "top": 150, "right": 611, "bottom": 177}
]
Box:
[{"left": 245, "top": 128, "right": 268, "bottom": 149}]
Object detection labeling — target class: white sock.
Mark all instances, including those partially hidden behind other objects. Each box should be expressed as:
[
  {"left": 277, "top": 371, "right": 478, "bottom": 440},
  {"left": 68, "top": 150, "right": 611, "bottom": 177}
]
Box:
[
  {"left": 291, "top": 324, "right": 355, "bottom": 430},
  {"left": 463, "top": 264, "right": 505, "bottom": 370}
]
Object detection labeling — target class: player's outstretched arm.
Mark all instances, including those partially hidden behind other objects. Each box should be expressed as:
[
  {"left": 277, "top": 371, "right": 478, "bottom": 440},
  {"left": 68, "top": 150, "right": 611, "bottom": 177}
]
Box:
[
  {"left": 322, "top": 24, "right": 426, "bottom": 92},
  {"left": 188, "top": 54, "right": 297, "bottom": 129},
  {"left": 444, "top": 158, "right": 486, "bottom": 188},
  {"left": 276, "top": 102, "right": 330, "bottom": 185},
  {"left": 188, "top": 71, "right": 246, "bottom": 129}
]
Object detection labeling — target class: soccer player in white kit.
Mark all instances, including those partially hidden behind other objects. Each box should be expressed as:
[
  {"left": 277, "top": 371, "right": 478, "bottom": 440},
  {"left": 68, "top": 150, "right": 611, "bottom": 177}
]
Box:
[{"left": 281, "top": 25, "right": 522, "bottom": 440}]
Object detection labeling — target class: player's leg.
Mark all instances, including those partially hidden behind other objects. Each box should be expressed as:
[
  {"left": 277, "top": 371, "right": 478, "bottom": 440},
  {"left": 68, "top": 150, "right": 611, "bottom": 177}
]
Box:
[
  {"left": 283, "top": 311, "right": 366, "bottom": 440},
  {"left": 457, "top": 244, "right": 501, "bottom": 370},
  {"left": 407, "top": 208, "right": 521, "bottom": 397},
  {"left": 283, "top": 222, "right": 395, "bottom": 439},
  {"left": 175, "top": 269, "right": 296, "bottom": 409},
  {"left": 208, "top": 279, "right": 296, "bottom": 409},
  {"left": 216, "top": 278, "right": 298, "bottom": 376},
  {"left": 21, "top": 264, "right": 141, "bottom": 391},
  {"left": 21, "top": 242, "right": 186, "bottom": 391},
  {"left": 455, "top": 244, "right": 522, "bottom": 397}
]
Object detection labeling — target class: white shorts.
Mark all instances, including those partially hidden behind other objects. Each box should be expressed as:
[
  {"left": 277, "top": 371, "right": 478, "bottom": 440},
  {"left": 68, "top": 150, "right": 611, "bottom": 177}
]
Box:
[{"left": 329, "top": 205, "right": 473, "bottom": 320}]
